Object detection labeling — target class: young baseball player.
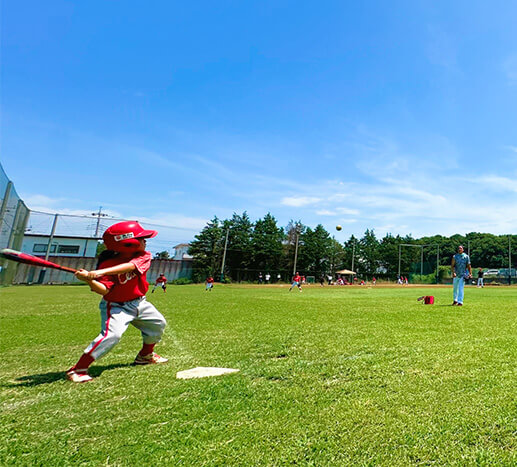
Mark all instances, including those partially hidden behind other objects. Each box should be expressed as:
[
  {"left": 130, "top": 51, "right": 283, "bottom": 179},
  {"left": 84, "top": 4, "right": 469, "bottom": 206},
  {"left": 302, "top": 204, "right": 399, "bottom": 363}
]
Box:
[
  {"left": 66, "top": 221, "right": 168, "bottom": 383},
  {"left": 152, "top": 273, "right": 167, "bottom": 293},
  {"left": 289, "top": 272, "right": 302, "bottom": 292},
  {"left": 205, "top": 275, "right": 214, "bottom": 291}
]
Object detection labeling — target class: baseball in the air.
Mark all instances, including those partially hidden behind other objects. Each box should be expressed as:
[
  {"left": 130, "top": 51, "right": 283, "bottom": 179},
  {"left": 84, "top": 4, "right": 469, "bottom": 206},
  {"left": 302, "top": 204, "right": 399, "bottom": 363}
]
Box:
[{"left": 336, "top": 225, "right": 342, "bottom": 231}]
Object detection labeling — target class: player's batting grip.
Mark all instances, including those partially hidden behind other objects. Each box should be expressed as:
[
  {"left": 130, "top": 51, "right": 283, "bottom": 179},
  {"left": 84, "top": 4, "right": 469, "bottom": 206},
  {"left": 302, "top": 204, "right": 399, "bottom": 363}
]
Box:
[{"left": 0, "top": 248, "right": 78, "bottom": 273}]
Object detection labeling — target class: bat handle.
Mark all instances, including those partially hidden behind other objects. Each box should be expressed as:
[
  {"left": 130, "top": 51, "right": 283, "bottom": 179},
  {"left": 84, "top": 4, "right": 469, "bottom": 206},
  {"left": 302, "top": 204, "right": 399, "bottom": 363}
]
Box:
[{"left": 60, "top": 266, "right": 78, "bottom": 273}]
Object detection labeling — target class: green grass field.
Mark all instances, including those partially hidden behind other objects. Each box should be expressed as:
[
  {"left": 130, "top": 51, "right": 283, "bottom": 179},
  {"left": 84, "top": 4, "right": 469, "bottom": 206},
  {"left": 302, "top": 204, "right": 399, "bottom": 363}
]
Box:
[{"left": 1, "top": 284, "right": 516, "bottom": 465}]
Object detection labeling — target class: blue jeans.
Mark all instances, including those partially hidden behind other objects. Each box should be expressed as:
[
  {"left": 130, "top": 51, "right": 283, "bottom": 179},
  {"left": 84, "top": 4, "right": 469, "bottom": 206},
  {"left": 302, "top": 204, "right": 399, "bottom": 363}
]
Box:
[{"left": 453, "top": 277, "right": 465, "bottom": 304}]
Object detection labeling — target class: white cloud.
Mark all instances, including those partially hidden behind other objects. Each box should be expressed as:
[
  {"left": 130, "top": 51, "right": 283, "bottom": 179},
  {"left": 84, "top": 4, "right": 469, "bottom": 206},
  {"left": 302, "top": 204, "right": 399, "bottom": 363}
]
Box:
[
  {"left": 475, "top": 175, "right": 517, "bottom": 193},
  {"left": 336, "top": 207, "right": 360, "bottom": 215},
  {"left": 22, "top": 194, "right": 63, "bottom": 209},
  {"left": 138, "top": 213, "right": 208, "bottom": 231},
  {"left": 281, "top": 196, "right": 321, "bottom": 207}
]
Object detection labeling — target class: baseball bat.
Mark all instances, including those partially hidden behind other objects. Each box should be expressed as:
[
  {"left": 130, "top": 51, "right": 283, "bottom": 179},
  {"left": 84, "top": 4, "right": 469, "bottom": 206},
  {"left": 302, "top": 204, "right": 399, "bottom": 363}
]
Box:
[{"left": 0, "top": 248, "right": 78, "bottom": 273}]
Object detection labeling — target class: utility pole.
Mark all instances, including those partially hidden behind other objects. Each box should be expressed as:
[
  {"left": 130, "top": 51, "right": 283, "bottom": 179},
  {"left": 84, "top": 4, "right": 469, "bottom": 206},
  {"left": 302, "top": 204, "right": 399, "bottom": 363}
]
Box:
[
  {"left": 220, "top": 228, "right": 229, "bottom": 282},
  {"left": 38, "top": 214, "right": 59, "bottom": 284},
  {"left": 92, "top": 207, "right": 108, "bottom": 237}
]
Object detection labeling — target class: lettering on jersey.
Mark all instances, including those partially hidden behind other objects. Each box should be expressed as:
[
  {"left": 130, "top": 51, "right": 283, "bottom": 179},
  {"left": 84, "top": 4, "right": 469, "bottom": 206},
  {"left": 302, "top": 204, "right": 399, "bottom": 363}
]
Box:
[{"left": 118, "top": 271, "right": 136, "bottom": 285}]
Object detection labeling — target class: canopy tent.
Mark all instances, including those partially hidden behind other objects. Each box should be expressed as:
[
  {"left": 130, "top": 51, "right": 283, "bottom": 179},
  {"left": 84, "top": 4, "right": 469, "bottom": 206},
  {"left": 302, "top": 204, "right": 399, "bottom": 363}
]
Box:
[{"left": 336, "top": 269, "right": 356, "bottom": 275}]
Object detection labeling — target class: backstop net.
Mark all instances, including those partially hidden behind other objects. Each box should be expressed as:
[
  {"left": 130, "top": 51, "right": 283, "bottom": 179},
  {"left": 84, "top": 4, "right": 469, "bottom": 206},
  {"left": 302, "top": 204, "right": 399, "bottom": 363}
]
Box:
[{"left": 0, "top": 165, "right": 30, "bottom": 285}]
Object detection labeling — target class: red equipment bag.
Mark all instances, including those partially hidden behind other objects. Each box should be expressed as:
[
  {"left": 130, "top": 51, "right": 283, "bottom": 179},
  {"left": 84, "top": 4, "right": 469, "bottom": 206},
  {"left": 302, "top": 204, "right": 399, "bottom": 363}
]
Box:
[{"left": 424, "top": 295, "right": 434, "bottom": 305}]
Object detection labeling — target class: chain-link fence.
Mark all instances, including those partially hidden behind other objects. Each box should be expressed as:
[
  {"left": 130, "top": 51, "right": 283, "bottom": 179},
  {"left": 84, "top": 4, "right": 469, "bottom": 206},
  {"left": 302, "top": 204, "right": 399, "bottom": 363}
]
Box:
[
  {"left": 13, "top": 210, "right": 196, "bottom": 284},
  {"left": 0, "top": 165, "right": 30, "bottom": 285}
]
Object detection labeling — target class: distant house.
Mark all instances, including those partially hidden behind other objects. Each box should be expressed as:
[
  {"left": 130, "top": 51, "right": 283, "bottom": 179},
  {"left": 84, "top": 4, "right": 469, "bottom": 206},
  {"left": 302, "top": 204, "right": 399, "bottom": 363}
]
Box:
[
  {"left": 173, "top": 243, "right": 193, "bottom": 261},
  {"left": 22, "top": 234, "right": 100, "bottom": 258}
]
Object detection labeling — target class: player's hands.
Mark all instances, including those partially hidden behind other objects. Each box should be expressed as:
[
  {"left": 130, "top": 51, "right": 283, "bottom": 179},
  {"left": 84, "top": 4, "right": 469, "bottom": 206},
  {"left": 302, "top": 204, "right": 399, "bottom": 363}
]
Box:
[
  {"left": 87, "top": 271, "right": 100, "bottom": 280},
  {"left": 75, "top": 269, "right": 90, "bottom": 282},
  {"left": 452, "top": 272, "right": 456, "bottom": 278}
]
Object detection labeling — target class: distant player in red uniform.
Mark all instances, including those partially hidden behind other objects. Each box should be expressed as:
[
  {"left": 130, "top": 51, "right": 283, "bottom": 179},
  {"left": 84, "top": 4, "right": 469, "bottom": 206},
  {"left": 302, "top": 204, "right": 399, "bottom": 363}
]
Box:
[
  {"left": 152, "top": 273, "right": 167, "bottom": 293},
  {"left": 205, "top": 276, "right": 214, "bottom": 291},
  {"left": 289, "top": 272, "right": 302, "bottom": 292},
  {"left": 67, "top": 221, "right": 168, "bottom": 383}
]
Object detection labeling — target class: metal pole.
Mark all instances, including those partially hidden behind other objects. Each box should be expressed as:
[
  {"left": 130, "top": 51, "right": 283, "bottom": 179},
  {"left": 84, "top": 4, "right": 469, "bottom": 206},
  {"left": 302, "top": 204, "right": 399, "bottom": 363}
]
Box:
[
  {"left": 6, "top": 200, "right": 24, "bottom": 249},
  {"left": 293, "top": 233, "right": 299, "bottom": 275},
  {"left": 398, "top": 244, "right": 401, "bottom": 278},
  {"left": 467, "top": 240, "right": 470, "bottom": 258},
  {"left": 332, "top": 235, "right": 336, "bottom": 274},
  {"left": 351, "top": 241, "right": 355, "bottom": 272},
  {"left": 0, "top": 181, "right": 13, "bottom": 242},
  {"left": 220, "top": 228, "right": 229, "bottom": 282},
  {"left": 420, "top": 245, "right": 424, "bottom": 277},
  {"left": 38, "top": 214, "right": 59, "bottom": 283},
  {"left": 509, "top": 235, "right": 512, "bottom": 286},
  {"left": 436, "top": 245, "right": 440, "bottom": 284}
]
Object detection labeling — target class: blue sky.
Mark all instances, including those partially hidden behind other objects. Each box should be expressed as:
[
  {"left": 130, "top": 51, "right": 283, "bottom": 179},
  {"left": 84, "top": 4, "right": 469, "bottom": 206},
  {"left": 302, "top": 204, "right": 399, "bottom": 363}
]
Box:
[{"left": 2, "top": 0, "right": 516, "bottom": 248}]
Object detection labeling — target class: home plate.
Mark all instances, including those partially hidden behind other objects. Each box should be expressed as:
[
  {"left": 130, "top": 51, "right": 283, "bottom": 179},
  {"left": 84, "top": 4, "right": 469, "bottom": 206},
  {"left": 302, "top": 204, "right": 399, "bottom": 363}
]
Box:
[{"left": 176, "top": 367, "right": 240, "bottom": 379}]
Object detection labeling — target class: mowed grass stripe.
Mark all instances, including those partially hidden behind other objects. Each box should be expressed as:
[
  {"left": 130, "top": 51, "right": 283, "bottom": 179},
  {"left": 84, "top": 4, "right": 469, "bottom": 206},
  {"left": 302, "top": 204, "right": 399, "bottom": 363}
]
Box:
[{"left": 0, "top": 284, "right": 516, "bottom": 465}]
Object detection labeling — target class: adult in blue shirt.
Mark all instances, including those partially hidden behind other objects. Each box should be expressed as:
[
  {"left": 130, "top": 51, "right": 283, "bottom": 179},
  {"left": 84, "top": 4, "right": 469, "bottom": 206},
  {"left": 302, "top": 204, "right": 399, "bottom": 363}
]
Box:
[{"left": 451, "top": 245, "right": 472, "bottom": 306}]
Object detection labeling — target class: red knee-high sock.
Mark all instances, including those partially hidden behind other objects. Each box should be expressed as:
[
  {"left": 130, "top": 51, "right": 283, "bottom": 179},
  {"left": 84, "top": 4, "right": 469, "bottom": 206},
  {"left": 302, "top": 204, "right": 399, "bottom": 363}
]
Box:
[
  {"left": 70, "top": 353, "right": 95, "bottom": 373},
  {"left": 139, "top": 343, "right": 155, "bottom": 356}
]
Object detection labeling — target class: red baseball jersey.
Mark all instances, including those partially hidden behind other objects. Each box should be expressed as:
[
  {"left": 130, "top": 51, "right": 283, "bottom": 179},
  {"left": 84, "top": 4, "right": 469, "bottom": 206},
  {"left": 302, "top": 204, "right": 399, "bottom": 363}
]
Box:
[
  {"left": 292, "top": 274, "right": 301, "bottom": 282},
  {"left": 156, "top": 275, "right": 167, "bottom": 283},
  {"left": 97, "top": 251, "right": 152, "bottom": 302},
  {"left": 206, "top": 277, "right": 214, "bottom": 284}
]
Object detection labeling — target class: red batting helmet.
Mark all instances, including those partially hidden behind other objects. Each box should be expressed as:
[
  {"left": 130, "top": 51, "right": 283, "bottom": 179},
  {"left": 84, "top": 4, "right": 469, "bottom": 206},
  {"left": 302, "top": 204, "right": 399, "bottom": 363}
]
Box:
[{"left": 102, "top": 221, "right": 157, "bottom": 253}]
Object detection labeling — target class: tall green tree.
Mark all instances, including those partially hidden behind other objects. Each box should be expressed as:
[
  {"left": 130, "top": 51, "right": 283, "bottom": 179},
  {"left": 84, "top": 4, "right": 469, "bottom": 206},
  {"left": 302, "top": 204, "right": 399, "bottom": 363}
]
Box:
[
  {"left": 188, "top": 217, "right": 224, "bottom": 282},
  {"left": 342, "top": 234, "right": 359, "bottom": 272},
  {"left": 225, "top": 212, "right": 254, "bottom": 281},
  {"left": 358, "top": 229, "right": 380, "bottom": 275},
  {"left": 282, "top": 220, "right": 306, "bottom": 275},
  {"left": 298, "top": 224, "right": 333, "bottom": 276},
  {"left": 251, "top": 213, "right": 284, "bottom": 273}
]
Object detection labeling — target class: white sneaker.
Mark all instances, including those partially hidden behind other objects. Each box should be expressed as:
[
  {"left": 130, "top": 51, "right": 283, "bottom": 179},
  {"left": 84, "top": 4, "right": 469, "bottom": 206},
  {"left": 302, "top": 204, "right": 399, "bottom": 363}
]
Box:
[
  {"left": 66, "top": 369, "right": 93, "bottom": 383},
  {"left": 133, "top": 352, "right": 168, "bottom": 365}
]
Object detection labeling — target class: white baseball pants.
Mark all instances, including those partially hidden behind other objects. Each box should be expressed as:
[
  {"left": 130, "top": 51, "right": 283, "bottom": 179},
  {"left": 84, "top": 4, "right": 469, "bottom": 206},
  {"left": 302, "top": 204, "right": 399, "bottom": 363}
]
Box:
[{"left": 85, "top": 297, "right": 167, "bottom": 360}]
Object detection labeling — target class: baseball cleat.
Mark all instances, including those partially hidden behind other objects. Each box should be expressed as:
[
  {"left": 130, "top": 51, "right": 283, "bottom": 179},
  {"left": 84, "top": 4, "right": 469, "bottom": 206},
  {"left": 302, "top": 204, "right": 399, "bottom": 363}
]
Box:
[
  {"left": 66, "top": 369, "right": 93, "bottom": 383},
  {"left": 133, "top": 352, "right": 168, "bottom": 365}
]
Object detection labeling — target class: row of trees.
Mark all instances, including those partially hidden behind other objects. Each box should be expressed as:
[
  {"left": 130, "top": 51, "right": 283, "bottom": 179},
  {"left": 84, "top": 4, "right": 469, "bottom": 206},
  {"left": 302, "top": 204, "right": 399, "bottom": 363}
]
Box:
[{"left": 186, "top": 212, "right": 516, "bottom": 282}]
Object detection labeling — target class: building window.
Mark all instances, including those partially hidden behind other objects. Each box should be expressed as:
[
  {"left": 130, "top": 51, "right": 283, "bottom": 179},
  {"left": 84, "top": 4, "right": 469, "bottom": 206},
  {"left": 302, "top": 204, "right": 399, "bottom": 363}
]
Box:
[
  {"left": 58, "top": 245, "right": 80, "bottom": 254},
  {"left": 33, "top": 244, "right": 57, "bottom": 253}
]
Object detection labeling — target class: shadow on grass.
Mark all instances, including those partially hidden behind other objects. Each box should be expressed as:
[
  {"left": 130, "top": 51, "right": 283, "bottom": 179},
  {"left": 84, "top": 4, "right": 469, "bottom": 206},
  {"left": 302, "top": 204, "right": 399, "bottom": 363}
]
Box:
[{"left": 4, "top": 363, "right": 133, "bottom": 387}]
